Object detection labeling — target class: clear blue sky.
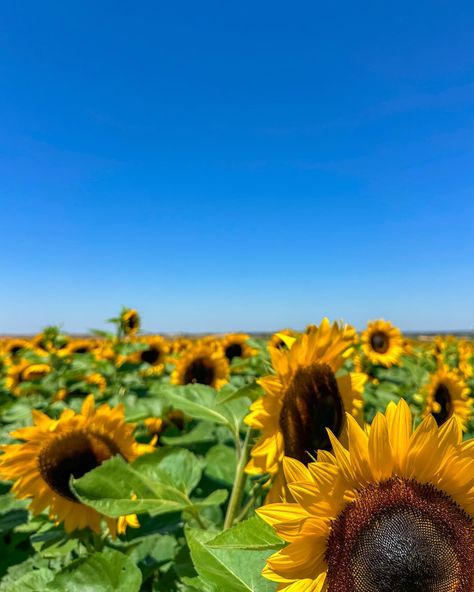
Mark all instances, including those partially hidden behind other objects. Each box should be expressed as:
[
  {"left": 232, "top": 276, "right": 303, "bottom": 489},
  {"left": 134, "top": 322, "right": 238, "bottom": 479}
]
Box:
[{"left": 1, "top": 1, "right": 473, "bottom": 334}]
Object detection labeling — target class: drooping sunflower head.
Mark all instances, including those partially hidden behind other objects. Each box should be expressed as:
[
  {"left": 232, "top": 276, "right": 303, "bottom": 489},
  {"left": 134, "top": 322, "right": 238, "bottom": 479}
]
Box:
[
  {"left": 220, "top": 333, "right": 256, "bottom": 362},
  {"left": 0, "top": 396, "right": 147, "bottom": 533},
  {"left": 258, "top": 399, "right": 474, "bottom": 592},
  {"left": 245, "top": 319, "right": 366, "bottom": 498},
  {"left": 171, "top": 344, "right": 229, "bottom": 389},
  {"left": 361, "top": 319, "right": 404, "bottom": 367},
  {"left": 121, "top": 309, "right": 140, "bottom": 336},
  {"left": 422, "top": 365, "right": 472, "bottom": 431}
]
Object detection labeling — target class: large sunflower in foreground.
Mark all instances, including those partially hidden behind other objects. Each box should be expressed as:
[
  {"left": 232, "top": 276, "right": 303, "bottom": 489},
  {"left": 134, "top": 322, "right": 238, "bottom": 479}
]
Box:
[
  {"left": 0, "top": 396, "right": 149, "bottom": 533},
  {"left": 361, "top": 319, "right": 403, "bottom": 367},
  {"left": 258, "top": 399, "right": 474, "bottom": 592},
  {"left": 422, "top": 365, "right": 472, "bottom": 431},
  {"left": 171, "top": 344, "right": 229, "bottom": 389},
  {"left": 245, "top": 319, "right": 366, "bottom": 501}
]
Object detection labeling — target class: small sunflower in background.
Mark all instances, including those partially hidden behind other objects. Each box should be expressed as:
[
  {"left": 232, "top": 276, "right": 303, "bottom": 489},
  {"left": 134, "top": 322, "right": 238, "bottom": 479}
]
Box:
[
  {"left": 120, "top": 308, "right": 141, "bottom": 337},
  {"left": 422, "top": 365, "right": 472, "bottom": 430},
  {"left": 0, "top": 395, "right": 149, "bottom": 534},
  {"left": 171, "top": 344, "right": 229, "bottom": 389},
  {"left": 128, "top": 336, "right": 169, "bottom": 367},
  {"left": 64, "top": 338, "right": 100, "bottom": 356},
  {"left": 458, "top": 340, "right": 473, "bottom": 379},
  {"left": 33, "top": 327, "right": 70, "bottom": 354},
  {"left": 268, "top": 329, "right": 297, "bottom": 351},
  {"left": 220, "top": 333, "right": 256, "bottom": 362},
  {"left": 168, "top": 337, "right": 193, "bottom": 356},
  {"left": 0, "top": 338, "right": 33, "bottom": 361},
  {"left": 258, "top": 399, "right": 474, "bottom": 591},
  {"left": 361, "top": 319, "right": 404, "bottom": 367},
  {"left": 5, "top": 361, "right": 51, "bottom": 396},
  {"left": 144, "top": 417, "right": 164, "bottom": 446},
  {"left": 54, "top": 372, "right": 107, "bottom": 402},
  {"left": 245, "top": 319, "right": 366, "bottom": 501}
]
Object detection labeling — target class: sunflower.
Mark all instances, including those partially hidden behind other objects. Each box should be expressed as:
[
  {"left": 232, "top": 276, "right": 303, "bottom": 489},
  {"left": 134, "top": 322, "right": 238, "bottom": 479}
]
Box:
[
  {"left": 6, "top": 361, "right": 51, "bottom": 396},
  {"left": 458, "top": 340, "right": 473, "bottom": 379},
  {"left": 171, "top": 344, "right": 229, "bottom": 389},
  {"left": 220, "top": 333, "right": 256, "bottom": 362},
  {"left": 245, "top": 319, "right": 366, "bottom": 501},
  {"left": 168, "top": 337, "right": 193, "bottom": 355},
  {"left": 144, "top": 417, "right": 164, "bottom": 446},
  {"left": 0, "top": 396, "right": 149, "bottom": 534},
  {"left": 121, "top": 309, "right": 140, "bottom": 336},
  {"left": 422, "top": 365, "right": 472, "bottom": 431},
  {"left": 269, "top": 329, "right": 297, "bottom": 351},
  {"left": 54, "top": 372, "right": 107, "bottom": 402},
  {"left": 0, "top": 338, "right": 33, "bottom": 360},
  {"left": 361, "top": 319, "right": 404, "bottom": 367},
  {"left": 130, "top": 336, "right": 169, "bottom": 368},
  {"left": 64, "top": 339, "right": 100, "bottom": 356},
  {"left": 258, "top": 399, "right": 474, "bottom": 591}
]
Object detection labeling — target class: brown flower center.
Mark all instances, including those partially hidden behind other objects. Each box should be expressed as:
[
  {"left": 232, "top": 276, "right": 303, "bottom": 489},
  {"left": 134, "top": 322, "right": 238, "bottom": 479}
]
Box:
[
  {"left": 279, "top": 363, "right": 344, "bottom": 464},
  {"left": 326, "top": 478, "right": 473, "bottom": 592},
  {"left": 183, "top": 357, "right": 216, "bottom": 386},
  {"left": 370, "top": 331, "right": 389, "bottom": 354},
  {"left": 225, "top": 343, "right": 243, "bottom": 361},
  {"left": 38, "top": 430, "right": 121, "bottom": 502},
  {"left": 432, "top": 383, "right": 452, "bottom": 426},
  {"left": 126, "top": 314, "right": 139, "bottom": 330},
  {"left": 141, "top": 346, "right": 161, "bottom": 365}
]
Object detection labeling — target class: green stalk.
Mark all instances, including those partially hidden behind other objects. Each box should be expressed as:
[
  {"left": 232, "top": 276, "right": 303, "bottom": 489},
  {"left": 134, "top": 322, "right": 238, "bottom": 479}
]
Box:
[{"left": 223, "top": 427, "right": 252, "bottom": 529}]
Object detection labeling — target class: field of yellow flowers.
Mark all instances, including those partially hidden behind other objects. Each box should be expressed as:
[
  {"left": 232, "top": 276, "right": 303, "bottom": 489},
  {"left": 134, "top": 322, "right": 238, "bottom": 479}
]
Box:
[{"left": 0, "top": 309, "right": 472, "bottom": 591}]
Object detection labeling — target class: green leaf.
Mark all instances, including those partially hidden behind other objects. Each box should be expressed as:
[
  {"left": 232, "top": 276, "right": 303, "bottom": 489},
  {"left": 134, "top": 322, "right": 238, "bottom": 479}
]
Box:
[
  {"left": 72, "top": 448, "right": 225, "bottom": 519},
  {"left": 186, "top": 526, "right": 277, "bottom": 592},
  {"left": 0, "top": 568, "right": 55, "bottom": 592},
  {"left": 217, "top": 382, "right": 263, "bottom": 404},
  {"left": 205, "top": 445, "right": 250, "bottom": 492},
  {"left": 161, "top": 422, "right": 216, "bottom": 446},
  {"left": 72, "top": 456, "right": 188, "bottom": 517},
  {"left": 152, "top": 384, "right": 239, "bottom": 435},
  {"left": 49, "top": 548, "right": 141, "bottom": 592},
  {"left": 207, "top": 516, "right": 285, "bottom": 550}
]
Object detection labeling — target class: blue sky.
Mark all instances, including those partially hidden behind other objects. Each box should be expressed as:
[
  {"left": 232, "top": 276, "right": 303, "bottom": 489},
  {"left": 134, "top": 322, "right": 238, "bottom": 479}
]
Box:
[{"left": 1, "top": 1, "right": 473, "bottom": 333}]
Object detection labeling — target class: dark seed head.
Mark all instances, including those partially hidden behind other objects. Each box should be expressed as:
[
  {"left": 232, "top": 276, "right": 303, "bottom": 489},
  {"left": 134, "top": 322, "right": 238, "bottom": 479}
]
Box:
[
  {"left": 370, "top": 331, "right": 389, "bottom": 354},
  {"left": 326, "top": 478, "right": 473, "bottom": 592},
  {"left": 279, "top": 363, "right": 344, "bottom": 463}
]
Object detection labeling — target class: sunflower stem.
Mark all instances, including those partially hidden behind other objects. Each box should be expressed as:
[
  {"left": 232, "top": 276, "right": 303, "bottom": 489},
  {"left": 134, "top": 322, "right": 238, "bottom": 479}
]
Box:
[{"left": 224, "top": 427, "right": 252, "bottom": 529}]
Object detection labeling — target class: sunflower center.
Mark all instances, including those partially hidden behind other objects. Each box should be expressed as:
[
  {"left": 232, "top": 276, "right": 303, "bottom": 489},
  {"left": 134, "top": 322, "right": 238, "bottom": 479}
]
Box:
[
  {"left": 73, "top": 347, "right": 90, "bottom": 354},
  {"left": 370, "top": 331, "right": 389, "bottom": 354},
  {"left": 225, "top": 343, "right": 243, "bottom": 361},
  {"left": 183, "top": 358, "right": 216, "bottom": 386},
  {"left": 326, "top": 478, "right": 473, "bottom": 592},
  {"left": 38, "top": 430, "right": 121, "bottom": 502},
  {"left": 432, "top": 383, "right": 452, "bottom": 426},
  {"left": 127, "top": 314, "right": 139, "bottom": 330},
  {"left": 141, "top": 346, "right": 161, "bottom": 365},
  {"left": 279, "top": 363, "right": 344, "bottom": 464}
]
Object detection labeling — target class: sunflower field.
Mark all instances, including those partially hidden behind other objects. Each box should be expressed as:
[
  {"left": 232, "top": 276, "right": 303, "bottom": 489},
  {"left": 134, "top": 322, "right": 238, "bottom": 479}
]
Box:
[{"left": 0, "top": 309, "right": 472, "bottom": 591}]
